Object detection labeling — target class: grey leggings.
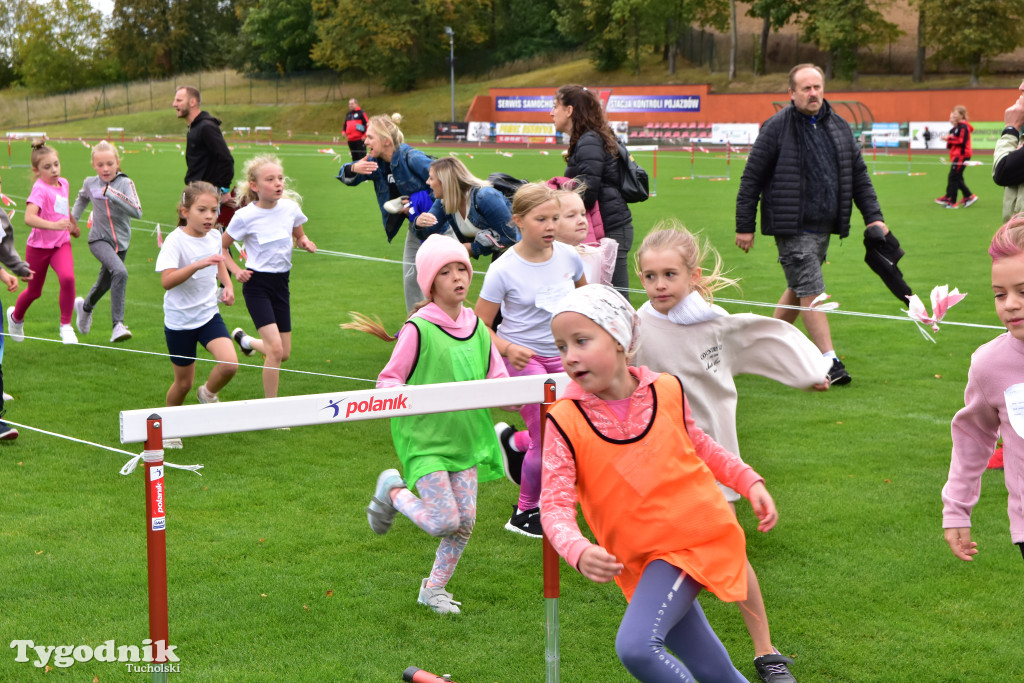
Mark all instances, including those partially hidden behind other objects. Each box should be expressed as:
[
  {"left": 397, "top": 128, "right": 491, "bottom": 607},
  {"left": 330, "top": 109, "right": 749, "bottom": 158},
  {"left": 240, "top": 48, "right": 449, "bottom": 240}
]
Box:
[
  {"left": 615, "top": 560, "right": 748, "bottom": 682},
  {"left": 84, "top": 241, "right": 128, "bottom": 325}
]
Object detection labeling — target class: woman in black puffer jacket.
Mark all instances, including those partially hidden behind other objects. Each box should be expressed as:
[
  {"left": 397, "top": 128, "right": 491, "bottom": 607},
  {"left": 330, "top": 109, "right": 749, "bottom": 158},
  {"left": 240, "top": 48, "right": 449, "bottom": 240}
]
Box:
[{"left": 552, "top": 84, "right": 633, "bottom": 299}]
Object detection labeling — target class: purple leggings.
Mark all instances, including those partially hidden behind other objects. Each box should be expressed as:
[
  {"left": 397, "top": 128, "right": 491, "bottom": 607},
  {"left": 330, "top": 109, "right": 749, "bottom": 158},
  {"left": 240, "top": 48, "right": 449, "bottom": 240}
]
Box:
[
  {"left": 616, "top": 560, "right": 748, "bottom": 682},
  {"left": 503, "top": 354, "right": 564, "bottom": 511},
  {"left": 14, "top": 242, "right": 75, "bottom": 325}
]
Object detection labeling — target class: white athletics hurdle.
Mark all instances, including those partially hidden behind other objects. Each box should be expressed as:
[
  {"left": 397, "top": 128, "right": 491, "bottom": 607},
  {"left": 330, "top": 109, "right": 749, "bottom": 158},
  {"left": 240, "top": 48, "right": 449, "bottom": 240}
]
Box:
[
  {"left": 120, "top": 373, "right": 571, "bottom": 682},
  {"left": 6, "top": 131, "right": 47, "bottom": 158},
  {"left": 627, "top": 144, "right": 658, "bottom": 197}
]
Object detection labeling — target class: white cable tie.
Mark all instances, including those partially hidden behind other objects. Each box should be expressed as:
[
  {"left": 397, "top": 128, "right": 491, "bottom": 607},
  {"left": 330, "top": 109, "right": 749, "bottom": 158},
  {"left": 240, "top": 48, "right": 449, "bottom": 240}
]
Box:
[{"left": 120, "top": 451, "right": 204, "bottom": 477}]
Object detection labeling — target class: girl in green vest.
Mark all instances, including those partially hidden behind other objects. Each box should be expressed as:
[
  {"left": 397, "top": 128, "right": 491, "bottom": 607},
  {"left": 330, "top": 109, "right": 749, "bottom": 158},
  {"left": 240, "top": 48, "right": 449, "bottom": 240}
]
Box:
[{"left": 344, "top": 234, "right": 509, "bottom": 615}]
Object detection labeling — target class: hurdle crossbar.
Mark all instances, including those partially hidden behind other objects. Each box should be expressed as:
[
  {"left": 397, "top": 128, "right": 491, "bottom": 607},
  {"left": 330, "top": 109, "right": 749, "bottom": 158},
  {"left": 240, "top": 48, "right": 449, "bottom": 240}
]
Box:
[
  {"left": 120, "top": 373, "right": 571, "bottom": 442},
  {"left": 120, "top": 373, "right": 573, "bottom": 681},
  {"left": 7, "top": 131, "right": 47, "bottom": 157}
]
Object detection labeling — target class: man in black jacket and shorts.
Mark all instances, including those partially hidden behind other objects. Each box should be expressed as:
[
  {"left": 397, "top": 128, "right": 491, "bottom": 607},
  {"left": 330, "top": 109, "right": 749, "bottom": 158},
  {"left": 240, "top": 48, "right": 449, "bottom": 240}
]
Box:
[{"left": 735, "top": 64, "right": 889, "bottom": 386}]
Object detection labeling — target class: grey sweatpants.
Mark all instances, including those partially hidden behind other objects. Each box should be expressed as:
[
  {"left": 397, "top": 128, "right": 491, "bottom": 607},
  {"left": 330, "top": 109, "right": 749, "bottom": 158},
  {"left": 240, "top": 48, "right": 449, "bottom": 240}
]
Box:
[{"left": 84, "top": 241, "right": 128, "bottom": 325}]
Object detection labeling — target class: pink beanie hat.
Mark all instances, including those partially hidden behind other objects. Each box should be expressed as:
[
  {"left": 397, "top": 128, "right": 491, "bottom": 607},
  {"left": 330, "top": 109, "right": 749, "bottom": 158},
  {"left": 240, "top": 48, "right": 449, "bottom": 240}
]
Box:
[{"left": 415, "top": 234, "right": 472, "bottom": 298}]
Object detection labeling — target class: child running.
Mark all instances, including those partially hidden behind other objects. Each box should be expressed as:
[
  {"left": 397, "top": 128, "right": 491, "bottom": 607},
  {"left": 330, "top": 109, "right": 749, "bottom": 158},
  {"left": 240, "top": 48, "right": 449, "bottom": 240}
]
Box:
[
  {"left": 494, "top": 182, "right": 616, "bottom": 490},
  {"left": 633, "top": 224, "right": 830, "bottom": 683},
  {"left": 0, "top": 219, "right": 23, "bottom": 440},
  {"left": 936, "top": 105, "right": 977, "bottom": 209},
  {"left": 223, "top": 154, "right": 316, "bottom": 399},
  {"left": 7, "top": 141, "right": 79, "bottom": 345},
  {"left": 474, "top": 183, "right": 586, "bottom": 537},
  {"left": 71, "top": 140, "right": 143, "bottom": 343},
  {"left": 551, "top": 181, "right": 617, "bottom": 286},
  {"left": 943, "top": 216, "right": 1024, "bottom": 563},
  {"left": 155, "top": 182, "right": 238, "bottom": 449},
  {"left": 541, "top": 284, "right": 779, "bottom": 683},
  {"left": 352, "top": 234, "right": 508, "bottom": 615}
]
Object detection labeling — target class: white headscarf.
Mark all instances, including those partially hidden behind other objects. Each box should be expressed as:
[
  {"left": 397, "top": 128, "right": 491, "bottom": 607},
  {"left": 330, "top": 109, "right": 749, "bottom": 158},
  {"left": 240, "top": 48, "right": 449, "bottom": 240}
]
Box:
[{"left": 552, "top": 284, "right": 641, "bottom": 354}]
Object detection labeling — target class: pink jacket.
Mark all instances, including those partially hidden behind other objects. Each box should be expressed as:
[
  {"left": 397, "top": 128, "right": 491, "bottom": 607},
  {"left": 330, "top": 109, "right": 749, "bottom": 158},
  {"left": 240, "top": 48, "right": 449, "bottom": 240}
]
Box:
[{"left": 943, "top": 333, "right": 1024, "bottom": 543}]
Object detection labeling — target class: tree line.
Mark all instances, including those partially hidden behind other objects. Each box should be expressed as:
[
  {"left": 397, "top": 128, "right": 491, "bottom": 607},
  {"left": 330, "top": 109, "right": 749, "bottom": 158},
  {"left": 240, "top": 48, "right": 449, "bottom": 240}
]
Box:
[{"left": 1, "top": 0, "right": 1020, "bottom": 95}]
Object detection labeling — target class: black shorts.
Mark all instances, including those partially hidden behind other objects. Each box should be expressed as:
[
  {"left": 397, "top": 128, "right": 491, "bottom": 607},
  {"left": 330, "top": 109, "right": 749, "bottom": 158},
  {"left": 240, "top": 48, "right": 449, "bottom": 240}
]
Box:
[
  {"left": 165, "top": 313, "right": 230, "bottom": 367},
  {"left": 242, "top": 270, "right": 291, "bottom": 332}
]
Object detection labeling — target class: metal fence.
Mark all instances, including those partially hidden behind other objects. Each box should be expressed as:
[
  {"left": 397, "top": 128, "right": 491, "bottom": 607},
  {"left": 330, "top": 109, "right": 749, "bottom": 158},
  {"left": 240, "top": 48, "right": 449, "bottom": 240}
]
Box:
[{"left": 0, "top": 70, "right": 381, "bottom": 129}]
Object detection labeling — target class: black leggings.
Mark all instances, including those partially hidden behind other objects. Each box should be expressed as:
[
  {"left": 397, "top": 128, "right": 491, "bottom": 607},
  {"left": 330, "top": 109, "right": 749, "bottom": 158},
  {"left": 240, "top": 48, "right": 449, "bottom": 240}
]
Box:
[
  {"left": 1018, "top": 542, "right": 1023, "bottom": 561},
  {"left": 945, "top": 158, "right": 972, "bottom": 203}
]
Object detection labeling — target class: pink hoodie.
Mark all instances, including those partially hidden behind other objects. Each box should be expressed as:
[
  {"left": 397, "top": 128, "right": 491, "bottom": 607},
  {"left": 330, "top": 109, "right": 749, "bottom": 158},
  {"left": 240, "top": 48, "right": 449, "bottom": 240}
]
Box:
[{"left": 943, "top": 332, "right": 1024, "bottom": 543}]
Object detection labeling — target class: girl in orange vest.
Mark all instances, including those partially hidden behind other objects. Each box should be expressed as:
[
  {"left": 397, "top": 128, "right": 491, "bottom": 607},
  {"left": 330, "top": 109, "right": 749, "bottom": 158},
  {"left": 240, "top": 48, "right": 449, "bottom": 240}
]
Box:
[{"left": 541, "top": 284, "right": 778, "bottom": 682}]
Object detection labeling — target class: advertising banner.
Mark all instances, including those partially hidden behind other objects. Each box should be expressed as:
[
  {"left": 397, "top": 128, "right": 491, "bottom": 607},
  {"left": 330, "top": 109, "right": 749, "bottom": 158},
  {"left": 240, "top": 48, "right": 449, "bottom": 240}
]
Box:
[
  {"left": 494, "top": 92, "right": 701, "bottom": 114},
  {"left": 434, "top": 121, "right": 468, "bottom": 141},
  {"left": 494, "top": 122, "right": 559, "bottom": 144},
  {"left": 909, "top": 121, "right": 950, "bottom": 150}
]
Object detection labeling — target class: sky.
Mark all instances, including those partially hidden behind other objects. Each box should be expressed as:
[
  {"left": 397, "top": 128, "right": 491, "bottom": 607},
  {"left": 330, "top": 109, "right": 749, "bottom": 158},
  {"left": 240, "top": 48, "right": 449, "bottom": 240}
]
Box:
[{"left": 90, "top": 0, "right": 113, "bottom": 16}]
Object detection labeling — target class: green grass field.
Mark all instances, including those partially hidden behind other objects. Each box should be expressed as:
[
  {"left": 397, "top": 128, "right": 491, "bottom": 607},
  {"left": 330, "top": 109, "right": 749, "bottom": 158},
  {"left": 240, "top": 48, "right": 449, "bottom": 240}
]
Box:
[{"left": 0, "top": 136, "right": 1020, "bottom": 682}]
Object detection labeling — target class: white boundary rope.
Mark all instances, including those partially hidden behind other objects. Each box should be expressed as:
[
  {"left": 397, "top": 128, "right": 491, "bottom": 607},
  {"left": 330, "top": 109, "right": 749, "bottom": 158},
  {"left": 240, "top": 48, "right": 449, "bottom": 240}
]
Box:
[
  {"left": 2, "top": 419, "right": 204, "bottom": 475},
  {"left": 2, "top": 332, "right": 377, "bottom": 383}
]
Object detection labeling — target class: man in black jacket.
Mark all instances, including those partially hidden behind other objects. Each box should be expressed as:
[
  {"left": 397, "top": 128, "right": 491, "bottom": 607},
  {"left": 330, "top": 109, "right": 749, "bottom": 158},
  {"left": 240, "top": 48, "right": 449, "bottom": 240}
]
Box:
[
  {"left": 735, "top": 64, "right": 889, "bottom": 386},
  {"left": 172, "top": 85, "right": 236, "bottom": 225}
]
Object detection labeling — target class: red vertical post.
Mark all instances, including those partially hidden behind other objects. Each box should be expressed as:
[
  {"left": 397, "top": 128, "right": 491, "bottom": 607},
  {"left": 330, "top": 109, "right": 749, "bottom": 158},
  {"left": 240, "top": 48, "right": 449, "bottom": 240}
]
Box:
[
  {"left": 651, "top": 149, "right": 658, "bottom": 197},
  {"left": 539, "top": 379, "right": 560, "bottom": 682},
  {"left": 143, "top": 414, "right": 170, "bottom": 679}
]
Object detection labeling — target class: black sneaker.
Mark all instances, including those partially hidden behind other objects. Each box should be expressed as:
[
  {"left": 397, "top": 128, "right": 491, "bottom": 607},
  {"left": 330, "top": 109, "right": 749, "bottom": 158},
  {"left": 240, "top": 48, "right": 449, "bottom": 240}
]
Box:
[
  {"left": 232, "top": 327, "right": 255, "bottom": 357},
  {"left": 495, "top": 422, "right": 525, "bottom": 486},
  {"left": 0, "top": 421, "right": 19, "bottom": 440},
  {"left": 504, "top": 505, "right": 542, "bottom": 538},
  {"left": 754, "top": 653, "right": 796, "bottom": 683},
  {"left": 828, "top": 358, "right": 851, "bottom": 386}
]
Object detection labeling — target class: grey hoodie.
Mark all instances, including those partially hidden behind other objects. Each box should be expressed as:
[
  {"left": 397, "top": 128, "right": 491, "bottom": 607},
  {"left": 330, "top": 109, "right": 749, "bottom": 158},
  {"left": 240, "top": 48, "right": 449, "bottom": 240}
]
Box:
[{"left": 71, "top": 172, "right": 142, "bottom": 251}]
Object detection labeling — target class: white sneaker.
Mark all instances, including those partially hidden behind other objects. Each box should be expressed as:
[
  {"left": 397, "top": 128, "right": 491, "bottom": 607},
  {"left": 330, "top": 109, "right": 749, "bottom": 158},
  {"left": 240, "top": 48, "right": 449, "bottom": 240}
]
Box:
[
  {"left": 6, "top": 306, "right": 23, "bottom": 342},
  {"left": 162, "top": 438, "right": 183, "bottom": 449},
  {"left": 197, "top": 384, "right": 219, "bottom": 404},
  {"left": 59, "top": 324, "right": 78, "bottom": 345},
  {"left": 383, "top": 195, "right": 409, "bottom": 215},
  {"left": 74, "top": 296, "right": 92, "bottom": 335},
  {"left": 110, "top": 322, "right": 132, "bottom": 342},
  {"left": 417, "top": 579, "right": 462, "bottom": 615}
]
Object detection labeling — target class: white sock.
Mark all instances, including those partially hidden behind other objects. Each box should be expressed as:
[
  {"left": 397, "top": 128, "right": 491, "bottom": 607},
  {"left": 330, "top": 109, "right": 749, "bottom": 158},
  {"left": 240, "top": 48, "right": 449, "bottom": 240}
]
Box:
[
  {"left": 241, "top": 335, "right": 254, "bottom": 350},
  {"left": 823, "top": 350, "right": 838, "bottom": 360}
]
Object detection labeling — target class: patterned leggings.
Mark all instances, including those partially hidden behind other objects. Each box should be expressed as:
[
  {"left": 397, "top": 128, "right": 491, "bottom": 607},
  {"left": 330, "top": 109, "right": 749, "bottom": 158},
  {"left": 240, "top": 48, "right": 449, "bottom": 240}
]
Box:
[{"left": 393, "top": 467, "right": 477, "bottom": 589}]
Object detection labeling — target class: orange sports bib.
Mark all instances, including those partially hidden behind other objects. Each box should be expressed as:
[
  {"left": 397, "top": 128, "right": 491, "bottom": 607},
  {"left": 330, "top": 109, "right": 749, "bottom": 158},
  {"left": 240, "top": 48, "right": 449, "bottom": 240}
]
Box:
[{"left": 547, "top": 374, "right": 748, "bottom": 602}]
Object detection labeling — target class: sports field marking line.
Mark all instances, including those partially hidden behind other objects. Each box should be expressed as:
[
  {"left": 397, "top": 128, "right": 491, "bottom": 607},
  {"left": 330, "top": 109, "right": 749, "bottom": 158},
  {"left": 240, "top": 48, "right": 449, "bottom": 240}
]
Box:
[
  {"left": 2, "top": 419, "right": 204, "bottom": 476},
  {"left": 1, "top": 332, "right": 377, "bottom": 383}
]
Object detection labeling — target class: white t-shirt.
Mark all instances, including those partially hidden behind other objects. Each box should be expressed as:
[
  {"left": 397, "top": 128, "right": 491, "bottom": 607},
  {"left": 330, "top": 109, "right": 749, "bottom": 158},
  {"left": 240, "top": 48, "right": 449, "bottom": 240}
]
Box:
[
  {"left": 226, "top": 198, "right": 307, "bottom": 273},
  {"left": 479, "top": 241, "right": 584, "bottom": 357},
  {"left": 155, "top": 227, "right": 223, "bottom": 330}
]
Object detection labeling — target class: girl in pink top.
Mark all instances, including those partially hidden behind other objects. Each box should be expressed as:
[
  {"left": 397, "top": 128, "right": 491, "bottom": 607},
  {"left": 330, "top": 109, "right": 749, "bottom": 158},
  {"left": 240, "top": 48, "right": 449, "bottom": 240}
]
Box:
[
  {"left": 344, "top": 235, "right": 509, "bottom": 615},
  {"left": 7, "top": 142, "right": 80, "bottom": 345},
  {"left": 943, "top": 215, "right": 1024, "bottom": 563}
]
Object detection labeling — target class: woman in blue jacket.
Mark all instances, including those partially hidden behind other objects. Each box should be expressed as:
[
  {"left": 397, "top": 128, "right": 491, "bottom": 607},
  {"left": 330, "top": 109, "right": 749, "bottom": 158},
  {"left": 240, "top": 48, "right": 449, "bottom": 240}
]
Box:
[
  {"left": 337, "top": 114, "right": 435, "bottom": 311},
  {"left": 414, "top": 157, "right": 517, "bottom": 260}
]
